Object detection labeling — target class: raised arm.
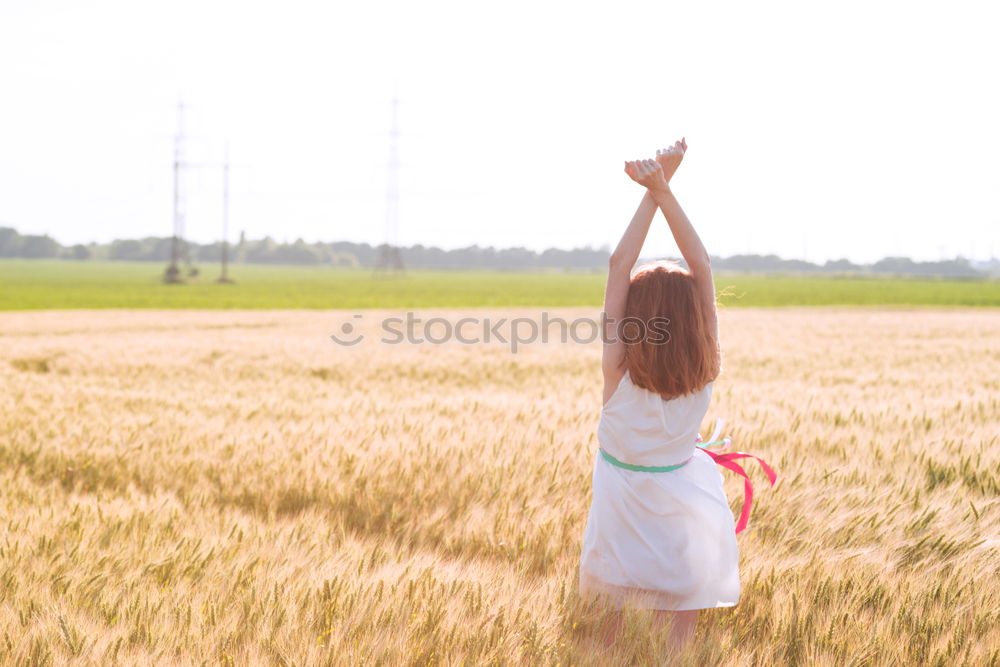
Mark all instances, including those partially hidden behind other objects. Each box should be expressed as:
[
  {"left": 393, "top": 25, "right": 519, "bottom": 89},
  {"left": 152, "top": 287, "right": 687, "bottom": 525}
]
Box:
[
  {"left": 602, "top": 175, "right": 657, "bottom": 404},
  {"left": 650, "top": 139, "right": 719, "bottom": 341}
]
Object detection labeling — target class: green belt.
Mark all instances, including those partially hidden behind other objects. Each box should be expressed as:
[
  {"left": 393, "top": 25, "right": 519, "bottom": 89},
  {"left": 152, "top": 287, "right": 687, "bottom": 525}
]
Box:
[{"left": 598, "top": 440, "right": 727, "bottom": 472}]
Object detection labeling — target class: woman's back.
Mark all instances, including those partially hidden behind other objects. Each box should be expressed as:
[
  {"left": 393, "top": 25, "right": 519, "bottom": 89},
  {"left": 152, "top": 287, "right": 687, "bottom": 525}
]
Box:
[
  {"left": 599, "top": 370, "right": 714, "bottom": 468},
  {"left": 579, "top": 368, "right": 739, "bottom": 611}
]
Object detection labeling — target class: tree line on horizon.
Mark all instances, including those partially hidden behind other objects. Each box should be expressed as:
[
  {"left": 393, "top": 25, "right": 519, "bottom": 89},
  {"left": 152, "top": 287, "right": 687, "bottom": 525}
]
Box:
[{"left": 0, "top": 226, "right": 994, "bottom": 278}]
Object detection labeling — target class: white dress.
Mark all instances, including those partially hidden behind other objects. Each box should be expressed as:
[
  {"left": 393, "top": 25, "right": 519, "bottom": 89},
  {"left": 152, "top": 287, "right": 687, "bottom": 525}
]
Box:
[{"left": 578, "top": 370, "right": 740, "bottom": 611}]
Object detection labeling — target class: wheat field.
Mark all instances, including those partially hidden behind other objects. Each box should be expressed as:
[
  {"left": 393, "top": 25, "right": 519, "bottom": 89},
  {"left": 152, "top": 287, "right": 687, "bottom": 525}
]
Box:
[{"left": 1, "top": 307, "right": 998, "bottom": 665}]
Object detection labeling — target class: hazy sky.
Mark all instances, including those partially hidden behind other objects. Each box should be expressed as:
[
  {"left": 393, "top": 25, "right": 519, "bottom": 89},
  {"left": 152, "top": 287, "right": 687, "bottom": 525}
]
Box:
[{"left": 2, "top": 0, "right": 998, "bottom": 263}]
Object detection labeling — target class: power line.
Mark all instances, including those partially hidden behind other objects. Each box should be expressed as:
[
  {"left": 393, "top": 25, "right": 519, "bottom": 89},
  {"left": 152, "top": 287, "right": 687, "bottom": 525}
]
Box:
[
  {"left": 165, "top": 101, "right": 186, "bottom": 283},
  {"left": 164, "top": 100, "right": 236, "bottom": 284},
  {"left": 218, "top": 142, "right": 234, "bottom": 283},
  {"left": 375, "top": 94, "right": 404, "bottom": 274}
]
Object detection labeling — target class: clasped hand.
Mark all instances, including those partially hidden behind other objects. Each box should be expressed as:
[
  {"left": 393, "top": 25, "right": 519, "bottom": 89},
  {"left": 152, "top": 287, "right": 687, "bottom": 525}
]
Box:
[{"left": 624, "top": 138, "right": 687, "bottom": 192}]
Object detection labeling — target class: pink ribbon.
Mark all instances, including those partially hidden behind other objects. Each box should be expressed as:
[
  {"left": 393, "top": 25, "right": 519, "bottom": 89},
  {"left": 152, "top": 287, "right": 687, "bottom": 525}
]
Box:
[{"left": 696, "top": 434, "right": 777, "bottom": 534}]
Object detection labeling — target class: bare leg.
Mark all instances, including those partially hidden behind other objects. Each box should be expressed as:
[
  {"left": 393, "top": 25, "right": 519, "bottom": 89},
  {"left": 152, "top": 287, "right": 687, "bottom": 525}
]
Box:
[
  {"left": 601, "top": 610, "right": 624, "bottom": 648},
  {"left": 652, "top": 609, "right": 699, "bottom": 653}
]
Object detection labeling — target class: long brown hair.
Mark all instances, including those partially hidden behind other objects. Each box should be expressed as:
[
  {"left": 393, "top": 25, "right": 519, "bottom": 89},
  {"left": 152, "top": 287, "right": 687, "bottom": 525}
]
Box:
[{"left": 621, "top": 261, "right": 720, "bottom": 399}]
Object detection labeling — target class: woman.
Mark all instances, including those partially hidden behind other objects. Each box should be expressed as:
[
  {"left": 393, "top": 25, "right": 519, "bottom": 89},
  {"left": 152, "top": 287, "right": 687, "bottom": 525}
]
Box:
[{"left": 578, "top": 139, "right": 775, "bottom": 653}]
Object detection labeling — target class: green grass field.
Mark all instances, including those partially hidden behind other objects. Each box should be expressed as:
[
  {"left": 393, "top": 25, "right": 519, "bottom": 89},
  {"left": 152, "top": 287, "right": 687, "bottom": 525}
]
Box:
[{"left": 2, "top": 259, "right": 999, "bottom": 309}]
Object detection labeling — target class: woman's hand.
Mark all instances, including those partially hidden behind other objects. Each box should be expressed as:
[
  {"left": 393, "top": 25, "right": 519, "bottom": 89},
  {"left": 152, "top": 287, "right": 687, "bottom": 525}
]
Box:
[
  {"left": 655, "top": 138, "right": 687, "bottom": 183},
  {"left": 624, "top": 159, "right": 670, "bottom": 193}
]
